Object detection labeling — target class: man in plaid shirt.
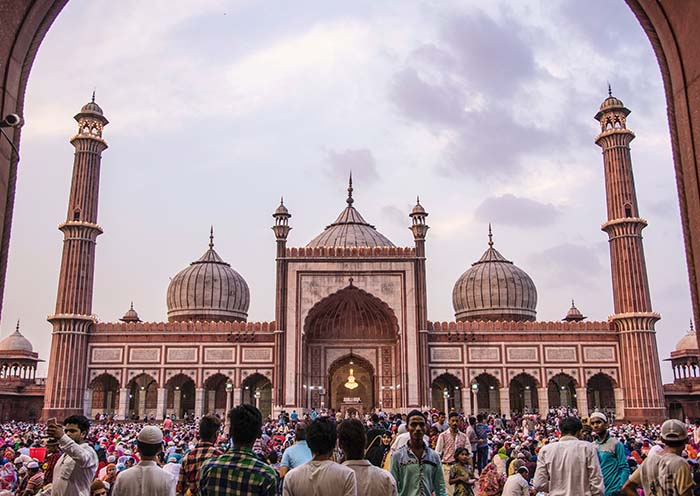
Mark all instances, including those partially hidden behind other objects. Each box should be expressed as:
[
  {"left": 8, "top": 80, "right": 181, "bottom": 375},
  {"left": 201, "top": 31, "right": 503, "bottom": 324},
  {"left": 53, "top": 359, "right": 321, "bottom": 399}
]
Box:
[
  {"left": 176, "top": 415, "right": 223, "bottom": 496},
  {"left": 200, "top": 405, "right": 278, "bottom": 496}
]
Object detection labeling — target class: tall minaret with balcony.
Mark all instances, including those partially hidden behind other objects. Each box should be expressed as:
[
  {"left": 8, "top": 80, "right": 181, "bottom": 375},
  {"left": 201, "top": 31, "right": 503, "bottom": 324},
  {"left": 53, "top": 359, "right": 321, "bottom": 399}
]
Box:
[
  {"left": 43, "top": 95, "right": 108, "bottom": 420},
  {"left": 595, "top": 88, "right": 664, "bottom": 423},
  {"left": 410, "top": 197, "right": 430, "bottom": 407},
  {"left": 272, "top": 198, "right": 291, "bottom": 412}
]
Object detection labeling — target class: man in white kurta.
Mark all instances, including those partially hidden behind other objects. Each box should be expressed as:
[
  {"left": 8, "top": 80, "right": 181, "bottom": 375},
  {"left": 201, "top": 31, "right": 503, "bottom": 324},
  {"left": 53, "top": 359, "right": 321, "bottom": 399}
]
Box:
[
  {"left": 47, "top": 415, "right": 99, "bottom": 496},
  {"left": 112, "top": 425, "right": 175, "bottom": 496}
]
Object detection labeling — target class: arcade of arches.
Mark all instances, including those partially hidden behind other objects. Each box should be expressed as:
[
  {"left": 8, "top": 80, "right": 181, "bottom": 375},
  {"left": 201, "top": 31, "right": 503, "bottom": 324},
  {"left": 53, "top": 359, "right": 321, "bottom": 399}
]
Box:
[
  {"left": 86, "top": 372, "right": 273, "bottom": 420},
  {"left": 430, "top": 372, "right": 617, "bottom": 418}
]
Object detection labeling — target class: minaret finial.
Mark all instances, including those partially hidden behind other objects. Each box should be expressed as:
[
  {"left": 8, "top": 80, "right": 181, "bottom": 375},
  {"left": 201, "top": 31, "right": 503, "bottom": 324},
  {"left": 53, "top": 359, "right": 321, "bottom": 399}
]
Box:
[
  {"left": 488, "top": 223, "right": 493, "bottom": 247},
  {"left": 691, "top": 319, "right": 695, "bottom": 333},
  {"left": 15, "top": 319, "right": 20, "bottom": 334},
  {"left": 280, "top": 196, "right": 284, "bottom": 205},
  {"left": 347, "top": 172, "right": 354, "bottom": 206},
  {"left": 416, "top": 195, "right": 420, "bottom": 204},
  {"left": 130, "top": 301, "right": 134, "bottom": 310},
  {"left": 209, "top": 226, "right": 214, "bottom": 249},
  {"left": 92, "top": 89, "right": 96, "bottom": 103},
  {"left": 607, "top": 82, "right": 612, "bottom": 97},
  {"left": 571, "top": 298, "right": 575, "bottom": 307}
]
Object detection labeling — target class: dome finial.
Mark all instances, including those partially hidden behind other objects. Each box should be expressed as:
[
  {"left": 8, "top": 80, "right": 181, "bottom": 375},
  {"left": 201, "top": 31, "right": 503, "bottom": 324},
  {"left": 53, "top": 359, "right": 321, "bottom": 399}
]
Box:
[
  {"left": 92, "top": 89, "right": 96, "bottom": 103},
  {"left": 607, "top": 82, "right": 612, "bottom": 97},
  {"left": 488, "top": 223, "right": 494, "bottom": 247},
  {"left": 347, "top": 172, "right": 354, "bottom": 206},
  {"left": 130, "top": 301, "right": 134, "bottom": 310},
  {"left": 209, "top": 226, "right": 214, "bottom": 249},
  {"left": 15, "top": 319, "right": 20, "bottom": 334},
  {"left": 691, "top": 319, "right": 695, "bottom": 333}
]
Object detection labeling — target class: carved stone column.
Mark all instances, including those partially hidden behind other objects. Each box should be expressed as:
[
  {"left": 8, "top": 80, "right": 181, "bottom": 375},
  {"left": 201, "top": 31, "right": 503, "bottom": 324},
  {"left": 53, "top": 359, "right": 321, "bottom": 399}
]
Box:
[
  {"left": 195, "top": 388, "right": 205, "bottom": 418},
  {"left": 156, "top": 388, "right": 167, "bottom": 420},
  {"left": 537, "top": 387, "right": 549, "bottom": 414},
  {"left": 499, "top": 388, "right": 510, "bottom": 418},
  {"left": 83, "top": 389, "right": 93, "bottom": 417},
  {"left": 576, "top": 387, "right": 589, "bottom": 416},
  {"left": 117, "top": 388, "right": 129, "bottom": 420}
]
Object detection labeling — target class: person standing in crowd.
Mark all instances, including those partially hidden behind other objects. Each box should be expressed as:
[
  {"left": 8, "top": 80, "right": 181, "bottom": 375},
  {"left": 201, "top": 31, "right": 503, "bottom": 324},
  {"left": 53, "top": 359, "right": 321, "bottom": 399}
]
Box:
[
  {"left": 447, "top": 447, "right": 476, "bottom": 496},
  {"left": 501, "top": 466, "right": 529, "bottom": 496},
  {"left": 474, "top": 414, "right": 490, "bottom": 472},
  {"left": 279, "top": 423, "right": 311, "bottom": 480},
  {"left": 533, "top": 416, "right": 604, "bottom": 496},
  {"left": 338, "top": 418, "right": 397, "bottom": 496},
  {"left": 589, "top": 412, "right": 629, "bottom": 495},
  {"left": 176, "top": 415, "right": 222, "bottom": 496},
  {"left": 46, "top": 415, "right": 99, "bottom": 496},
  {"left": 19, "top": 460, "right": 43, "bottom": 496},
  {"left": 200, "top": 405, "right": 278, "bottom": 496},
  {"left": 42, "top": 438, "right": 61, "bottom": 486},
  {"left": 365, "top": 430, "right": 392, "bottom": 468},
  {"left": 621, "top": 419, "right": 695, "bottom": 496},
  {"left": 283, "top": 417, "right": 356, "bottom": 496},
  {"left": 433, "top": 412, "right": 449, "bottom": 433},
  {"left": 436, "top": 412, "right": 470, "bottom": 496},
  {"left": 465, "top": 417, "right": 478, "bottom": 467},
  {"left": 390, "top": 410, "right": 446, "bottom": 496},
  {"left": 111, "top": 425, "right": 175, "bottom": 496}
]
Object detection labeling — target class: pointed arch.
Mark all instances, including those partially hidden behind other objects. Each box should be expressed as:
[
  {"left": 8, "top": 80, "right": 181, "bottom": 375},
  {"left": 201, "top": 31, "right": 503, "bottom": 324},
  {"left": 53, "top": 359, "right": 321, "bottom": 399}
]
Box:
[
  {"left": 431, "top": 373, "right": 463, "bottom": 412},
  {"left": 509, "top": 373, "right": 539, "bottom": 414}
]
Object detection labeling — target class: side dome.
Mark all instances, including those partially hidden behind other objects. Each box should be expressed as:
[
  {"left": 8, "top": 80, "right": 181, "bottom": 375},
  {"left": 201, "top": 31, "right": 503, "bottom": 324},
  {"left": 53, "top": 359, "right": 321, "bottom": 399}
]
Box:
[
  {"left": 675, "top": 322, "right": 698, "bottom": 352},
  {"left": 306, "top": 176, "right": 395, "bottom": 248},
  {"left": 167, "top": 230, "right": 250, "bottom": 322},
  {"left": 0, "top": 321, "right": 33, "bottom": 352},
  {"left": 452, "top": 227, "right": 537, "bottom": 322}
]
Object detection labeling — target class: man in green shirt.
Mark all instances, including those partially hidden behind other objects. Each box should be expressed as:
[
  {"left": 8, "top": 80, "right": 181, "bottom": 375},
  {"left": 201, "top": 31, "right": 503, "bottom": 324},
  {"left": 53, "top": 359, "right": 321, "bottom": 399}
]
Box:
[
  {"left": 390, "top": 410, "right": 446, "bottom": 496},
  {"left": 590, "top": 412, "right": 629, "bottom": 495}
]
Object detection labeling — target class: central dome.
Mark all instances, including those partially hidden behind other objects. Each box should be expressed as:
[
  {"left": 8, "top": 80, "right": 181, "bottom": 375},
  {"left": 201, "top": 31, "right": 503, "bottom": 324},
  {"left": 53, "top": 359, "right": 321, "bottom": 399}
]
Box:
[
  {"left": 452, "top": 227, "right": 537, "bottom": 322},
  {"left": 167, "top": 230, "right": 250, "bottom": 322},
  {"left": 306, "top": 177, "right": 395, "bottom": 248}
]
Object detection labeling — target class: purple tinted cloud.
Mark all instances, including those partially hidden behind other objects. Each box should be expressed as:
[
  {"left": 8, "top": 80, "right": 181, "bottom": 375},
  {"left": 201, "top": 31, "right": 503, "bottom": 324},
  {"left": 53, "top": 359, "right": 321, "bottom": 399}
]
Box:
[
  {"left": 474, "top": 194, "right": 561, "bottom": 227},
  {"left": 324, "top": 148, "right": 379, "bottom": 185},
  {"left": 528, "top": 243, "right": 604, "bottom": 286}
]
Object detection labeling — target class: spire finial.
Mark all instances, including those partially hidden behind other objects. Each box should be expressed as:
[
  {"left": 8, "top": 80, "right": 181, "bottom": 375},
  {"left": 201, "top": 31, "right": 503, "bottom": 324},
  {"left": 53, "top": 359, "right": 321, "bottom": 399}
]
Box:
[
  {"left": 416, "top": 195, "right": 421, "bottom": 204},
  {"left": 571, "top": 298, "right": 575, "bottom": 307},
  {"left": 92, "top": 89, "right": 96, "bottom": 103},
  {"left": 280, "top": 196, "right": 284, "bottom": 205},
  {"left": 209, "top": 226, "right": 214, "bottom": 249},
  {"left": 488, "top": 223, "right": 493, "bottom": 247},
  {"left": 347, "top": 172, "right": 354, "bottom": 206},
  {"left": 130, "top": 301, "right": 134, "bottom": 310},
  {"left": 607, "top": 82, "right": 612, "bottom": 97},
  {"left": 15, "top": 319, "right": 20, "bottom": 334},
  {"left": 691, "top": 319, "right": 695, "bottom": 333}
]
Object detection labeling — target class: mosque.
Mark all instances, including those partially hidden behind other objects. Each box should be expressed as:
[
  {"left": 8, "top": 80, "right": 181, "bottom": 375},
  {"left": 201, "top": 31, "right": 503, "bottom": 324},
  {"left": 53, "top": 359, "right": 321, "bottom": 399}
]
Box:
[{"left": 0, "top": 91, "right": 695, "bottom": 424}]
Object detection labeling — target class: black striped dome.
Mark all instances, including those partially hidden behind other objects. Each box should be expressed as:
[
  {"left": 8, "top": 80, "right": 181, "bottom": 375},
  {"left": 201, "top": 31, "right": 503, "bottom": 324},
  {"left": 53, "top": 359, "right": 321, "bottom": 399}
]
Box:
[
  {"left": 452, "top": 237, "right": 537, "bottom": 322},
  {"left": 167, "top": 236, "right": 249, "bottom": 322}
]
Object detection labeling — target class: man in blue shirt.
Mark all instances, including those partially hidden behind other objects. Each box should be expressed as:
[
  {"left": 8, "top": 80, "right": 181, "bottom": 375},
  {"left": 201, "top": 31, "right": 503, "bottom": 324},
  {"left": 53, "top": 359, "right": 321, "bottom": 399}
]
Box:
[
  {"left": 474, "top": 414, "right": 491, "bottom": 472},
  {"left": 280, "top": 423, "right": 312, "bottom": 480},
  {"left": 590, "top": 412, "right": 629, "bottom": 495}
]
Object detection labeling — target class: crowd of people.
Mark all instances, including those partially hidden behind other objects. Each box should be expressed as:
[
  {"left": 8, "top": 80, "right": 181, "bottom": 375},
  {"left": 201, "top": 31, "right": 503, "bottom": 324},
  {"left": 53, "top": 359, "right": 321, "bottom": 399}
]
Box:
[{"left": 0, "top": 405, "right": 696, "bottom": 495}]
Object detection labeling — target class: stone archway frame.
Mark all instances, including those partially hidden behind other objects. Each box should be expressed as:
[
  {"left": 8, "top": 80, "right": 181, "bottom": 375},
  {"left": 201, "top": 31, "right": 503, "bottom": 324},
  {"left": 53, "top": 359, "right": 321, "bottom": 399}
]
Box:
[
  {"left": 4, "top": 2, "right": 700, "bottom": 415},
  {"left": 430, "top": 371, "right": 464, "bottom": 412},
  {"left": 303, "top": 284, "right": 400, "bottom": 341},
  {"left": 327, "top": 353, "right": 376, "bottom": 412},
  {"left": 164, "top": 369, "right": 197, "bottom": 388},
  {"left": 88, "top": 369, "right": 122, "bottom": 388},
  {"left": 508, "top": 372, "right": 540, "bottom": 414}
]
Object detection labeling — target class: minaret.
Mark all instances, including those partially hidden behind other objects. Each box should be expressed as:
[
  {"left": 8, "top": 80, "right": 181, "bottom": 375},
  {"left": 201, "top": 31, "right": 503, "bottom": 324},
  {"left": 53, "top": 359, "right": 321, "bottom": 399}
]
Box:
[
  {"left": 43, "top": 95, "right": 108, "bottom": 420},
  {"left": 595, "top": 88, "right": 664, "bottom": 422},
  {"left": 272, "top": 197, "right": 291, "bottom": 412},
  {"left": 409, "top": 197, "right": 430, "bottom": 408}
]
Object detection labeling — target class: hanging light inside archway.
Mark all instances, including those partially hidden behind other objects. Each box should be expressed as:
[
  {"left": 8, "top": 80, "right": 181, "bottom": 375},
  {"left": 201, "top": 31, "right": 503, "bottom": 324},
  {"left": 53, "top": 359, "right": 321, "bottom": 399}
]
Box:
[{"left": 344, "top": 368, "right": 359, "bottom": 390}]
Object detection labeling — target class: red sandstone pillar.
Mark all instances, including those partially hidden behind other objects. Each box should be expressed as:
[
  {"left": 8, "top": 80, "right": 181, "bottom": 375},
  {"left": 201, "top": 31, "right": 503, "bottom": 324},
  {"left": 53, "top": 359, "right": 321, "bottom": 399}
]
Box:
[
  {"left": 272, "top": 199, "right": 291, "bottom": 412},
  {"left": 42, "top": 96, "right": 108, "bottom": 421},
  {"left": 410, "top": 199, "right": 430, "bottom": 408},
  {"left": 595, "top": 91, "right": 665, "bottom": 423}
]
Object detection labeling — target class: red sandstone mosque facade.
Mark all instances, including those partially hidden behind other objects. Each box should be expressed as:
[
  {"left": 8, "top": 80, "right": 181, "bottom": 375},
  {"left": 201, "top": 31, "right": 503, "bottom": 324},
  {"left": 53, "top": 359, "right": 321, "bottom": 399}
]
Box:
[{"left": 0, "top": 91, "right": 694, "bottom": 424}]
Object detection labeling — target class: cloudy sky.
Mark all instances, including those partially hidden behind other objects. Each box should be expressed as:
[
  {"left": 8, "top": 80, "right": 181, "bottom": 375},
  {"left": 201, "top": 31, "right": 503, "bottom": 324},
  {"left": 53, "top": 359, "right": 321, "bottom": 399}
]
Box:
[{"left": 2, "top": 0, "right": 692, "bottom": 382}]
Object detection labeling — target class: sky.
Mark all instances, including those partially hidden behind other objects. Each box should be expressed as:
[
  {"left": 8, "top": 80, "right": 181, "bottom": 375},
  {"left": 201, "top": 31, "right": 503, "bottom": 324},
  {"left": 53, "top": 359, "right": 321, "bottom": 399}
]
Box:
[{"left": 1, "top": 0, "right": 692, "bottom": 382}]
